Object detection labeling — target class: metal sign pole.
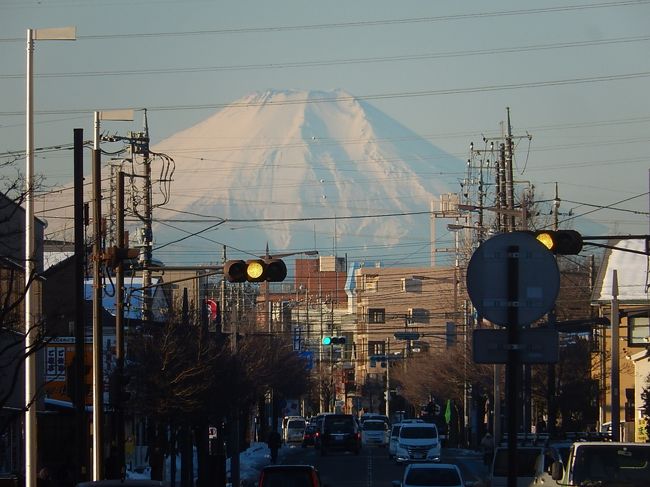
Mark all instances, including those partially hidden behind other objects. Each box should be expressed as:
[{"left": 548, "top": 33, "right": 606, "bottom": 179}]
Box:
[{"left": 506, "top": 245, "right": 520, "bottom": 487}]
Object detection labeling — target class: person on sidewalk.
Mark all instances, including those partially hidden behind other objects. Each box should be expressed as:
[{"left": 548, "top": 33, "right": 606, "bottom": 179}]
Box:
[
  {"left": 267, "top": 430, "right": 281, "bottom": 464},
  {"left": 480, "top": 432, "right": 494, "bottom": 466}
]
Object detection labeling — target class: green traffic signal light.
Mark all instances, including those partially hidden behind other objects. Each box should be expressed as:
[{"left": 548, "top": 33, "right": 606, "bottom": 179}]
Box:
[{"left": 322, "top": 336, "right": 345, "bottom": 345}]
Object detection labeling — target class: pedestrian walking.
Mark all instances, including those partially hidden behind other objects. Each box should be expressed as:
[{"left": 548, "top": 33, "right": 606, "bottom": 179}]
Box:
[
  {"left": 267, "top": 430, "right": 281, "bottom": 464},
  {"left": 480, "top": 432, "right": 494, "bottom": 466}
]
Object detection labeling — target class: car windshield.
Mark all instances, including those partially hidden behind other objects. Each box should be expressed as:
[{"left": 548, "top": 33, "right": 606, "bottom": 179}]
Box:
[
  {"left": 404, "top": 467, "right": 460, "bottom": 486},
  {"left": 572, "top": 445, "right": 650, "bottom": 485},
  {"left": 364, "top": 421, "right": 385, "bottom": 431},
  {"left": 288, "top": 419, "right": 306, "bottom": 428},
  {"left": 261, "top": 469, "right": 314, "bottom": 487},
  {"left": 493, "top": 448, "right": 540, "bottom": 477},
  {"left": 400, "top": 427, "right": 436, "bottom": 439}
]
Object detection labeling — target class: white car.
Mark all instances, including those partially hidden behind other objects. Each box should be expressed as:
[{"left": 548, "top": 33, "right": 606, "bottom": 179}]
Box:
[
  {"left": 361, "top": 419, "right": 389, "bottom": 447},
  {"left": 394, "top": 423, "right": 441, "bottom": 464},
  {"left": 283, "top": 417, "right": 307, "bottom": 443},
  {"left": 392, "top": 462, "right": 465, "bottom": 487},
  {"left": 388, "top": 423, "right": 401, "bottom": 458}
]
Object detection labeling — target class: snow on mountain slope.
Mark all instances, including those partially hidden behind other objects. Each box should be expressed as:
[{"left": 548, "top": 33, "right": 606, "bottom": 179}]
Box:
[{"left": 152, "top": 89, "right": 464, "bottom": 262}]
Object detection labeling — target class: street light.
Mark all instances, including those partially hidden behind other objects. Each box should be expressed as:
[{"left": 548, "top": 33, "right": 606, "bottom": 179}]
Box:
[{"left": 25, "top": 26, "right": 75, "bottom": 487}]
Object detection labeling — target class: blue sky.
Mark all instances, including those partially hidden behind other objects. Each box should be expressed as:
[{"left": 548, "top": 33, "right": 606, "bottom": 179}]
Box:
[{"left": 2, "top": 0, "right": 650, "bottom": 248}]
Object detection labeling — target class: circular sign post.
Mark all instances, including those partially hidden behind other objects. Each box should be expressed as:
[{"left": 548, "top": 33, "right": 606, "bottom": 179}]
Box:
[{"left": 466, "top": 231, "right": 560, "bottom": 326}]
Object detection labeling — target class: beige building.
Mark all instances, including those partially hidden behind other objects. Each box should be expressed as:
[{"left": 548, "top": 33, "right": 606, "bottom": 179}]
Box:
[
  {"left": 592, "top": 238, "right": 650, "bottom": 442},
  {"left": 348, "top": 264, "right": 461, "bottom": 412}
]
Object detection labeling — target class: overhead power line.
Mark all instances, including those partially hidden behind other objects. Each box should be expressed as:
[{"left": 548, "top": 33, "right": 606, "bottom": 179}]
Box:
[
  {"left": 2, "top": 35, "right": 649, "bottom": 80},
  {"left": 2, "top": 71, "right": 650, "bottom": 117},
  {"left": 2, "top": 0, "right": 647, "bottom": 42}
]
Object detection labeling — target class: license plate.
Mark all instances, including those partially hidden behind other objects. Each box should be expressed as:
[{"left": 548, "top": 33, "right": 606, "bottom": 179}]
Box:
[{"left": 413, "top": 453, "right": 424, "bottom": 459}]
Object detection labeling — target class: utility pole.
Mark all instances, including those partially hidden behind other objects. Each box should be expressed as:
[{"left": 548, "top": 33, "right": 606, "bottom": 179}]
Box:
[
  {"left": 91, "top": 112, "right": 104, "bottom": 480},
  {"left": 611, "top": 270, "right": 620, "bottom": 441},
  {"left": 130, "top": 112, "right": 152, "bottom": 321},
  {"left": 114, "top": 170, "right": 126, "bottom": 477},
  {"left": 504, "top": 107, "right": 516, "bottom": 232},
  {"left": 73, "top": 128, "right": 89, "bottom": 482},
  {"left": 385, "top": 339, "right": 390, "bottom": 417}
]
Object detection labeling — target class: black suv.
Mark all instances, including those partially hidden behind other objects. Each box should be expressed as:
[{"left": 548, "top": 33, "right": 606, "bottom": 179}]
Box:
[{"left": 320, "top": 413, "right": 361, "bottom": 456}]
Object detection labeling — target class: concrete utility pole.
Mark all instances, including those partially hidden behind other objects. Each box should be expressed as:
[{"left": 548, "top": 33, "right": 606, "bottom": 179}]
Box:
[
  {"left": 91, "top": 112, "right": 104, "bottom": 480},
  {"left": 130, "top": 113, "right": 152, "bottom": 322},
  {"left": 90, "top": 109, "right": 133, "bottom": 480},
  {"left": 115, "top": 170, "right": 126, "bottom": 476},
  {"left": 611, "top": 270, "right": 620, "bottom": 441},
  {"left": 385, "top": 339, "right": 390, "bottom": 417}
]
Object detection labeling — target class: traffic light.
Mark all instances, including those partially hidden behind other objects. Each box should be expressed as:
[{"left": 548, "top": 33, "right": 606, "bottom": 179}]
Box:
[
  {"left": 321, "top": 336, "right": 346, "bottom": 345},
  {"left": 223, "top": 258, "right": 287, "bottom": 283},
  {"left": 532, "top": 230, "right": 583, "bottom": 255}
]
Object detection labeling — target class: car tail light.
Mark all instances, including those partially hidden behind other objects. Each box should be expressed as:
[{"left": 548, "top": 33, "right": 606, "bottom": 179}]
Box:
[{"left": 310, "top": 470, "right": 319, "bottom": 487}]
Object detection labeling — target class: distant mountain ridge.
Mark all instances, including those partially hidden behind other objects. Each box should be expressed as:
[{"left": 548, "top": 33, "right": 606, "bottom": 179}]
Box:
[{"left": 151, "top": 89, "right": 465, "bottom": 263}]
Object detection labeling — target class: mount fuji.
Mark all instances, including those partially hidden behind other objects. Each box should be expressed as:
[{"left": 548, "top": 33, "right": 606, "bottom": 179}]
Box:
[{"left": 148, "top": 89, "right": 465, "bottom": 265}]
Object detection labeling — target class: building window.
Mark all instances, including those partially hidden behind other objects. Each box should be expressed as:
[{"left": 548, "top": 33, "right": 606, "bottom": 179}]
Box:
[
  {"left": 368, "top": 308, "right": 385, "bottom": 324},
  {"left": 401, "top": 278, "right": 422, "bottom": 293},
  {"left": 368, "top": 341, "right": 386, "bottom": 356},
  {"left": 408, "top": 308, "right": 430, "bottom": 324},
  {"left": 364, "top": 275, "right": 379, "bottom": 292}
]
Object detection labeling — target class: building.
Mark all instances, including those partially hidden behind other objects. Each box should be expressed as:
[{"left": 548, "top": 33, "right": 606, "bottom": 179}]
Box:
[
  {"left": 0, "top": 193, "right": 46, "bottom": 476},
  {"left": 592, "top": 238, "right": 650, "bottom": 442}
]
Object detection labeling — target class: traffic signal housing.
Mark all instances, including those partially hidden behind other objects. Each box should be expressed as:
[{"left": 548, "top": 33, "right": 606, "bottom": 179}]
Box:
[
  {"left": 223, "top": 258, "right": 288, "bottom": 283},
  {"left": 322, "top": 336, "right": 346, "bottom": 345},
  {"left": 533, "top": 230, "right": 583, "bottom": 255}
]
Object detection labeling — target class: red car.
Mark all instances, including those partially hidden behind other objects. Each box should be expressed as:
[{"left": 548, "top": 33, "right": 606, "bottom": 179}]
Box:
[
  {"left": 258, "top": 465, "right": 323, "bottom": 487},
  {"left": 302, "top": 424, "right": 318, "bottom": 447}
]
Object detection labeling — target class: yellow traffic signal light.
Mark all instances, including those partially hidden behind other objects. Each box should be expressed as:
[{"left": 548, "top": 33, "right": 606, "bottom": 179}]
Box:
[
  {"left": 533, "top": 230, "right": 583, "bottom": 255},
  {"left": 223, "top": 258, "right": 288, "bottom": 283}
]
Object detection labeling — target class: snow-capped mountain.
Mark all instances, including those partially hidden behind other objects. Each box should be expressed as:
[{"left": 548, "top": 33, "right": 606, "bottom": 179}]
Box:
[{"left": 151, "top": 89, "right": 464, "bottom": 263}]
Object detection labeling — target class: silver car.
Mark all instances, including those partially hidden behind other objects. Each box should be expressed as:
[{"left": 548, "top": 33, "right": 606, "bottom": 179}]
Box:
[{"left": 388, "top": 423, "right": 401, "bottom": 458}]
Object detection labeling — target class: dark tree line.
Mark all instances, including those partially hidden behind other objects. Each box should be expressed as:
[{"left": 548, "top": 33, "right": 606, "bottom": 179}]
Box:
[{"left": 125, "top": 307, "right": 311, "bottom": 486}]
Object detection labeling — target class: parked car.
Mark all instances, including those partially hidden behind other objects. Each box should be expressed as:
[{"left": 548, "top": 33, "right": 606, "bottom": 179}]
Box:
[
  {"left": 394, "top": 422, "right": 441, "bottom": 464},
  {"left": 258, "top": 465, "right": 323, "bottom": 487},
  {"left": 391, "top": 462, "right": 465, "bottom": 487},
  {"left": 361, "top": 419, "right": 389, "bottom": 447},
  {"left": 320, "top": 413, "right": 361, "bottom": 456},
  {"left": 284, "top": 417, "right": 307, "bottom": 443},
  {"left": 302, "top": 424, "right": 318, "bottom": 448},
  {"left": 388, "top": 423, "right": 402, "bottom": 458}
]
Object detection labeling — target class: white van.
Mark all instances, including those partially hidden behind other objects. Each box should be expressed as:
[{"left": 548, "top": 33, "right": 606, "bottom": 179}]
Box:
[
  {"left": 283, "top": 416, "right": 306, "bottom": 443},
  {"left": 394, "top": 422, "right": 441, "bottom": 464}
]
